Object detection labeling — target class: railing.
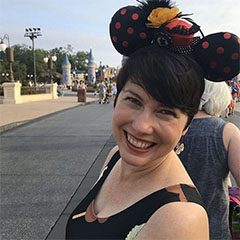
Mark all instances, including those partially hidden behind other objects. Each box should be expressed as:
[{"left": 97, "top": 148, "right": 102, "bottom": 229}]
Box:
[{"left": 21, "top": 86, "right": 46, "bottom": 95}]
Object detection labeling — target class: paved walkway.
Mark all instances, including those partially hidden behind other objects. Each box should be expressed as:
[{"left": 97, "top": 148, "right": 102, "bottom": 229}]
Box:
[
  {"left": 1, "top": 101, "right": 114, "bottom": 240},
  {"left": 234, "top": 101, "right": 240, "bottom": 112},
  {"left": 0, "top": 90, "right": 98, "bottom": 132}
]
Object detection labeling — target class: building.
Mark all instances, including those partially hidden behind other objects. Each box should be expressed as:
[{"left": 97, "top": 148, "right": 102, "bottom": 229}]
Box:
[
  {"left": 87, "top": 48, "right": 96, "bottom": 85},
  {"left": 61, "top": 54, "right": 71, "bottom": 87}
]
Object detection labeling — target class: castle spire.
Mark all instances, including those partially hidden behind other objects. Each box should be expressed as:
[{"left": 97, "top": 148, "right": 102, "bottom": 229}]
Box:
[
  {"left": 62, "top": 54, "right": 71, "bottom": 86},
  {"left": 87, "top": 48, "right": 96, "bottom": 85}
]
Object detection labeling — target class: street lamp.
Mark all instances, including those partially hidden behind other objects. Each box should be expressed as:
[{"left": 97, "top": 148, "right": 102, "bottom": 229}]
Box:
[
  {"left": 2, "top": 73, "right": 9, "bottom": 81},
  {"left": 27, "top": 74, "right": 33, "bottom": 85},
  {"left": 24, "top": 28, "right": 42, "bottom": 86},
  {"left": 0, "top": 34, "right": 14, "bottom": 82},
  {"left": 43, "top": 55, "right": 57, "bottom": 84}
]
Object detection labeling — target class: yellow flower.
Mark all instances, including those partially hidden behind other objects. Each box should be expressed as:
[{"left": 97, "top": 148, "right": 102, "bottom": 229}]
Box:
[{"left": 147, "top": 7, "right": 180, "bottom": 28}]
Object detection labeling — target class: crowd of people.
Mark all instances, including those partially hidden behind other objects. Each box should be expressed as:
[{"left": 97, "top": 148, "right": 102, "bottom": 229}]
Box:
[
  {"left": 225, "top": 79, "right": 240, "bottom": 118},
  {"left": 96, "top": 80, "right": 117, "bottom": 104}
]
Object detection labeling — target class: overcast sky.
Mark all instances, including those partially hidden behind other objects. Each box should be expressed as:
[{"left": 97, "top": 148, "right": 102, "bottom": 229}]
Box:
[{"left": 1, "top": 0, "right": 240, "bottom": 67}]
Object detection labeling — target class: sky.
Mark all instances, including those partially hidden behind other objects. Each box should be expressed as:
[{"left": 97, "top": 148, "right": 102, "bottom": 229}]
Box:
[{"left": 1, "top": 0, "right": 240, "bottom": 68}]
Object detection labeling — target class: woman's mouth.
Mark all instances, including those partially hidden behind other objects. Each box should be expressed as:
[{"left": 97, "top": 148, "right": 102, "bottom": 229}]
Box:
[{"left": 125, "top": 131, "right": 155, "bottom": 150}]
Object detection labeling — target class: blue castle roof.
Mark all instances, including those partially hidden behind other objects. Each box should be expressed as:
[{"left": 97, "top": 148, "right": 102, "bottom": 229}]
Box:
[
  {"left": 62, "top": 54, "right": 70, "bottom": 66},
  {"left": 88, "top": 48, "right": 94, "bottom": 64}
]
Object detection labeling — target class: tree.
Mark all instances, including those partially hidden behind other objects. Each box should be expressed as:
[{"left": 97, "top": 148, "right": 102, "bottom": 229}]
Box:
[
  {"left": 0, "top": 44, "right": 89, "bottom": 85},
  {"left": 75, "top": 51, "right": 89, "bottom": 72},
  {"left": 12, "top": 61, "right": 27, "bottom": 83}
]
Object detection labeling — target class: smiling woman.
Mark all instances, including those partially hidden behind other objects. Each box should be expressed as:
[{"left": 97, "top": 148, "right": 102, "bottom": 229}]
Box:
[
  {"left": 112, "top": 80, "right": 190, "bottom": 168},
  {"left": 65, "top": 0, "right": 239, "bottom": 239},
  {"left": 66, "top": 34, "right": 208, "bottom": 240}
]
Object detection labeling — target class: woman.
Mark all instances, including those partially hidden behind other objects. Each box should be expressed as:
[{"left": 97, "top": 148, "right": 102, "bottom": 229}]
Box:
[
  {"left": 179, "top": 80, "right": 240, "bottom": 240},
  {"left": 66, "top": 0, "right": 239, "bottom": 239},
  {"left": 66, "top": 45, "right": 208, "bottom": 240}
]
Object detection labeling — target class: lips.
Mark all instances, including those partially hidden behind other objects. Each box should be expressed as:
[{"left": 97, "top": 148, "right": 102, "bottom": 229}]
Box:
[{"left": 125, "top": 131, "right": 155, "bottom": 150}]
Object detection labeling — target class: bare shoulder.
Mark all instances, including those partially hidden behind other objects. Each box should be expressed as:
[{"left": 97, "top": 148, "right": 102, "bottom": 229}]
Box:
[
  {"left": 100, "top": 145, "right": 119, "bottom": 172},
  {"left": 136, "top": 202, "right": 209, "bottom": 240},
  {"left": 223, "top": 123, "right": 240, "bottom": 186},
  {"left": 223, "top": 122, "right": 240, "bottom": 135},
  {"left": 223, "top": 122, "right": 240, "bottom": 147}
]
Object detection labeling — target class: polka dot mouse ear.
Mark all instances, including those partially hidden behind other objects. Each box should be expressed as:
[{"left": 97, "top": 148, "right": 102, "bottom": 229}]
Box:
[
  {"left": 193, "top": 32, "right": 240, "bottom": 81},
  {"left": 109, "top": 5, "right": 153, "bottom": 56},
  {"left": 109, "top": 0, "right": 203, "bottom": 57},
  {"left": 109, "top": 1, "right": 240, "bottom": 82}
]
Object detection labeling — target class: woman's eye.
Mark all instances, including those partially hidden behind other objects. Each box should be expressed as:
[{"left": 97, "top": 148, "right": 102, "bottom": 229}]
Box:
[
  {"left": 124, "top": 97, "right": 141, "bottom": 106},
  {"left": 156, "top": 109, "right": 176, "bottom": 117}
]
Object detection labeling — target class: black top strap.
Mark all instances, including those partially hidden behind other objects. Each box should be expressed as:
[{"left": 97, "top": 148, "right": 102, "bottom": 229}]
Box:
[{"left": 70, "top": 150, "right": 120, "bottom": 216}]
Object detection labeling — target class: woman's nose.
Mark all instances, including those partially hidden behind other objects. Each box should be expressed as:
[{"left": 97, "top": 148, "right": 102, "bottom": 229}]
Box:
[{"left": 132, "top": 110, "right": 154, "bottom": 135}]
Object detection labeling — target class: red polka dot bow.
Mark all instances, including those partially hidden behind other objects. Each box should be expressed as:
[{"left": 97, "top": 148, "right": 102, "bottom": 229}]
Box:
[{"left": 109, "top": 0, "right": 240, "bottom": 82}]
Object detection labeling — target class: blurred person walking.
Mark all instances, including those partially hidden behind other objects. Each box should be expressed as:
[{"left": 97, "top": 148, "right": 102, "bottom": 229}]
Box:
[{"left": 98, "top": 81, "right": 107, "bottom": 104}]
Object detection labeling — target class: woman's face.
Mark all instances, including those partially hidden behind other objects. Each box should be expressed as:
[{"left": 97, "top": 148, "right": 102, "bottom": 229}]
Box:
[{"left": 112, "top": 81, "right": 188, "bottom": 167}]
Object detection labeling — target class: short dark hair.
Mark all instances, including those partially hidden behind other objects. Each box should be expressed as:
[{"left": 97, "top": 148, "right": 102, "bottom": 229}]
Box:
[{"left": 115, "top": 45, "right": 205, "bottom": 127}]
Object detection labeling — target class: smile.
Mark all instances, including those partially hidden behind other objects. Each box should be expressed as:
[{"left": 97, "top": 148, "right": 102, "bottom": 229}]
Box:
[{"left": 125, "top": 131, "right": 155, "bottom": 149}]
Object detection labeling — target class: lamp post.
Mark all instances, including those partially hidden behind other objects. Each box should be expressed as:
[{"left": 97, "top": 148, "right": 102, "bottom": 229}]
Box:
[
  {"left": 1, "top": 73, "right": 9, "bottom": 82},
  {"left": 0, "top": 34, "right": 14, "bottom": 82},
  {"left": 27, "top": 74, "right": 33, "bottom": 86},
  {"left": 43, "top": 55, "right": 57, "bottom": 84},
  {"left": 24, "top": 28, "right": 42, "bottom": 86}
]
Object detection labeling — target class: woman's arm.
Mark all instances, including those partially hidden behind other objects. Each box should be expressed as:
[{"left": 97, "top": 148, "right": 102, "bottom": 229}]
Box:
[
  {"left": 136, "top": 202, "right": 209, "bottom": 240},
  {"left": 223, "top": 123, "right": 240, "bottom": 187}
]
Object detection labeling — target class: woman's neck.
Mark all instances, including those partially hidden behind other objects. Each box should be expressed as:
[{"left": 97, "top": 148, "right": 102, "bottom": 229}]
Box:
[
  {"left": 194, "top": 110, "right": 211, "bottom": 119},
  {"left": 118, "top": 152, "right": 173, "bottom": 182}
]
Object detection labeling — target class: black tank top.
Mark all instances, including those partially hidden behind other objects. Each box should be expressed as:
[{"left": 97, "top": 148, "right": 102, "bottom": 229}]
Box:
[{"left": 66, "top": 151, "right": 204, "bottom": 239}]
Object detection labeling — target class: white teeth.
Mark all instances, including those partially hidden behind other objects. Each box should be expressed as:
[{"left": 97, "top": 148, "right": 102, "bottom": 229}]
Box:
[{"left": 127, "top": 133, "right": 152, "bottom": 149}]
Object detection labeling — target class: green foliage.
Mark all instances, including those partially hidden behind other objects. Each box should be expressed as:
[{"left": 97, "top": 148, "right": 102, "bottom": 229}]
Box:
[
  {"left": 74, "top": 51, "right": 89, "bottom": 72},
  {"left": 13, "top": 61, "right": 27, "bottom": 81},
  {"left": 0, "top": 44, "right": 89, "bottom": 84}
]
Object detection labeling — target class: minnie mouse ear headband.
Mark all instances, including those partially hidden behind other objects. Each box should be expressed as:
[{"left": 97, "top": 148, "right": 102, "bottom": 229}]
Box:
[{"left": 109, "top": 0, "right": 240, "bottom": 82}]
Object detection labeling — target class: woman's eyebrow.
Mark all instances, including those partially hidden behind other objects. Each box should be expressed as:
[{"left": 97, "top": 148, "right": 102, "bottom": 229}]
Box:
[{"left": 122, "top": 89, "right": 143, "bottom": 101}]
